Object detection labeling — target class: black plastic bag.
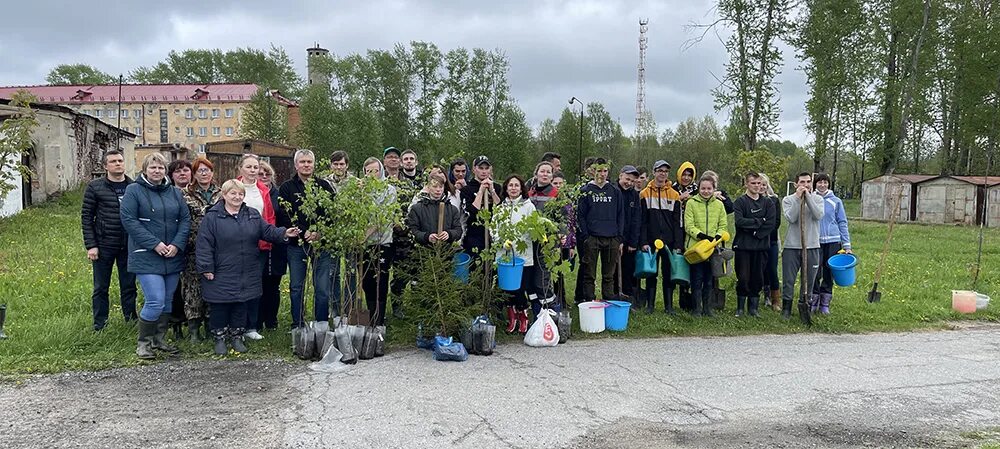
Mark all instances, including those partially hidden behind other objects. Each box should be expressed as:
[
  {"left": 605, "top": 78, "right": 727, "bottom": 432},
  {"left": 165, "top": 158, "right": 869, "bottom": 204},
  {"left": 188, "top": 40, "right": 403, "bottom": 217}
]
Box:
[
  {"left": 472, "top": 321, "right": 496, "bottom": 356},
  {"left": 292, "top": 322, "right": 316, "bottom": 360},
  {"left": 557, "top": 309, "right": 572, "bottom": 344},
  {"left": 334, "top": 323, "right": 357, "bottom": 365},
  {"left": 461, "top": 327, "right": 476, "bottom": 354},
  {"left": 432, "top": 337, "right": 468, "bottom": 362},
  {"left": 374, "top": 325, "right": 386, "bottom": 357},
  {"left": 359, "top": 326, "right": 378, "bottom": 360},
  {"left": 313, "top": 320, "right": 330, "bottom": 356},
  {"left": 348, "top": 324, "right": 365, "bottom": 353}
]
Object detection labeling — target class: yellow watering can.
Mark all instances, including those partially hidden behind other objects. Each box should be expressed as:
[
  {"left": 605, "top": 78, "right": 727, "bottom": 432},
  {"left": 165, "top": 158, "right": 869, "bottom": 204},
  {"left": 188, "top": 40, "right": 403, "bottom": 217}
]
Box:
[{"left": 684, "top": 231, "right": 731, "bottom": 264}]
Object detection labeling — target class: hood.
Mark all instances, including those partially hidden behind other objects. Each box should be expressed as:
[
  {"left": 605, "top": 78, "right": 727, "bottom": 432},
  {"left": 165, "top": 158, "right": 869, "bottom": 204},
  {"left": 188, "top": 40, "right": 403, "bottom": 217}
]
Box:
[
  {"left": 642, "top": 179, "right": 678, "bottom": 196},
  {"left": 367, "top": 159, "right": 387, "bottom": 180},
  {"left": 818, "top": 189, "right": 835, "bottom": 199},
  {"left": 689, "top": 192, "right": 716, "bottom": 205},
  {"left": 416, "top": 190, "right": 447, "bottom": 204},
  {"left": 529, "top": 182, "right": 557, "bottom": 198},
  {"left": 676, "top": 161, "right": 696, "bottom": 186},
  {"left": 137, "top": 173, "right": 171, "bottom": 192}
]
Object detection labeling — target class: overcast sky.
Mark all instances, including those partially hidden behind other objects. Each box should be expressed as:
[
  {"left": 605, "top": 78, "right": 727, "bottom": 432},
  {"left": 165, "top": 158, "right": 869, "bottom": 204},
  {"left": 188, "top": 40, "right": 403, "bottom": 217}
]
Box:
[{"left": 0, "top": 0, "right": 810, "bottom": 145}]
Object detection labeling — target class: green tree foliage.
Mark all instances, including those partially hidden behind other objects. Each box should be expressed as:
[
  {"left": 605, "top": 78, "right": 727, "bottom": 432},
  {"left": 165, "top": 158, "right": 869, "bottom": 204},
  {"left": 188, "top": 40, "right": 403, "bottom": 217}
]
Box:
[
  {"left": 45, "top": 64, "right": 116, "bottom": 85},
  {"left": 131, "top": 46, "right": 301, "bottom": 95},
  {"left": 239, "top": 87, "right": 288, "bottom": 144},
  {"left": 0, "top": 91, "right": 39, "bottom": 203},
  {"left": 297, "top": 42, "right": 533, "bottom": 175}
]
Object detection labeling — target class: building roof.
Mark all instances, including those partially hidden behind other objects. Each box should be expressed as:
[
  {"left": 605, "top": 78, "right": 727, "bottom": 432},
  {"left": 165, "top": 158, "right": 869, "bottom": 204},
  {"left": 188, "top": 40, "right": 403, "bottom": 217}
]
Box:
[
  {"left": 949, "top": 176, "right": 1000, "bottom": 187},
  {"left": 862, "top": 174, "right": 939, "bottom": 184},
  {"left": 0, "top": 83, "right": 297, "bottom": 106},
  {"left": 0, "top": 97, "right": 135, "bottom": 137}
]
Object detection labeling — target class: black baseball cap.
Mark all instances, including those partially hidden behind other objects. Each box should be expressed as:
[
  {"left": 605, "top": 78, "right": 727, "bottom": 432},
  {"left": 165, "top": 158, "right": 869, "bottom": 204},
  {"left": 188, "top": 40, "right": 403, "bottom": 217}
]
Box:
[
  {"left": 473, "top": 155, "right": 491, "bottom": 167},
  {"left": 620, "top": 165, "right": 639, "bottom": 175},
  {"left": 652, "top": 160, "right": 671, "bottom": 171},
  {"left": 383, "top": 146, "right": 401, "bottom": 157}
]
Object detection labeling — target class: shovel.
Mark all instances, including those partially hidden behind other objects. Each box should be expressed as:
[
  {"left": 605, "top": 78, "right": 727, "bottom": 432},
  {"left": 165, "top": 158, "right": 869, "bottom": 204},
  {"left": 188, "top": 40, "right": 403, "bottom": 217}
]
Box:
[
  {"left": 797, "top": 196, "right": 812, "bottom": 326},
  {"left": 869, "top": 186, "right": 904, "bottom": 303}
]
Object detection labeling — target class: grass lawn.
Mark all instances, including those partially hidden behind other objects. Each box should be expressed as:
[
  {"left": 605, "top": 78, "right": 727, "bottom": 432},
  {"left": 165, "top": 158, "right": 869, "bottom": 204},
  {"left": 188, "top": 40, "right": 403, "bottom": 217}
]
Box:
[{"left": 0, "top": 188, "right": 997, "bottom": 377}]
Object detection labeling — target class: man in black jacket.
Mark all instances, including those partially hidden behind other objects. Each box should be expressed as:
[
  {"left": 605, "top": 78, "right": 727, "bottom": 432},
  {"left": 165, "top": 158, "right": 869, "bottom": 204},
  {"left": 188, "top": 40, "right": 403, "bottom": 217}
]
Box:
[
  {"left": 278, "top": 149, "right": 336, "bottom": 328},
  {"left": 82, "top": 150, "right": 137, "bottom": 330},
  {"left": 460, "top": 155, "right": 502, "bottom": 258},
  {"left": 576, "top": 158, "right": 624, "bottom": 302},
  {"left": 732, "top": 172, "right": 777, "bottom": 317},
  {"left": 612, "top": 165, "right": 641, "bottom": 301}
]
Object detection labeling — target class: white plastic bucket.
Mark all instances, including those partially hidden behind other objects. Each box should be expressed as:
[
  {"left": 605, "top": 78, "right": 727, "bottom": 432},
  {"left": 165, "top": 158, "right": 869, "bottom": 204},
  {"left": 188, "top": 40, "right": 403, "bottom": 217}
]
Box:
[
  {"left": 952, "top": 290, "right": 977, "bottom": 314},
  {"left": 976, "top": 293, "right": 991, "bottom": 311},
  {"left": 577, "top": 301, "right": 606, "bottom": 333}
]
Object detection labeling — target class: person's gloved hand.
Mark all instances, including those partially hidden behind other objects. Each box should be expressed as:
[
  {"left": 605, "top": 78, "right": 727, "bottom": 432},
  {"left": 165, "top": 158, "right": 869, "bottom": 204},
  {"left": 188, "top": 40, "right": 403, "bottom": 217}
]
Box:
[
  {"left": 714, "top": 234, "right": 722, "bottom": 242},
  {"left": 696, "top": 233, "right": 709, "bottom": 241}
]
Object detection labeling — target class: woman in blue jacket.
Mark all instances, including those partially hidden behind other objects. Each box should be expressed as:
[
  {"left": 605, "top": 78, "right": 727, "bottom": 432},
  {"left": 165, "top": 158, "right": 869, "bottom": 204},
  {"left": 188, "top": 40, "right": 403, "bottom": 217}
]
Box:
[
  {"left": 812, "top": 173, "right": 852, "bottom": 314},
  {"left": 120, "top": 153, "right": 191, "bottom": 360},
  {"left": 197, "top": 179, "right": 299, "bottom": 355}
]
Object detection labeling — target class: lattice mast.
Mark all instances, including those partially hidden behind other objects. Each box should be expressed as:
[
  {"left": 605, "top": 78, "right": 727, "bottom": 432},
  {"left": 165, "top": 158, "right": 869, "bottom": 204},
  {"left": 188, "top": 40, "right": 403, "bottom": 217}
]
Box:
[{"left": 636, "top": 18, "right": 649, "bottom": 134}]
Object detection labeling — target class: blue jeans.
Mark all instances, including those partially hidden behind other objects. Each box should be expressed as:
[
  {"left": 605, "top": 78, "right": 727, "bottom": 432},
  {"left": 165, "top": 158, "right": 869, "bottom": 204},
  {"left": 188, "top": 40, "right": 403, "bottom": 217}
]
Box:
[
  {"left": 288, "top": 244, "right": 332, "bottom": 327},
  {"left": 137, "top": 273, "right": 180, "bottom": 322}
]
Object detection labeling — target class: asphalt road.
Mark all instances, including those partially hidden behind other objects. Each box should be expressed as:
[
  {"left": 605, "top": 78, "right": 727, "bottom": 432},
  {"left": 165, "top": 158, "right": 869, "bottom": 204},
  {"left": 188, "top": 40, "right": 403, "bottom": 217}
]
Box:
[{"left": 3, "top": 324, "right": 999, "bottom": 448}]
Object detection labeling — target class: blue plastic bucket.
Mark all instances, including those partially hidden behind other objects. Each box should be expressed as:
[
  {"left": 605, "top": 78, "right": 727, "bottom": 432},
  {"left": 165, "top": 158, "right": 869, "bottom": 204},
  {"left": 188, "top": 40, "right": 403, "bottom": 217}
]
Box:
[
  {"left": 604, "top": 300, "right": 631, "bottom": 331},
  {"left": 497, "top": 257, "right": 525, "bottom": 291},
  {"left": 827, "top": 254, "right": 858, "bottom": 287},
  {"left": 453, "top": 253, "right": 472, "bottom": 283}
]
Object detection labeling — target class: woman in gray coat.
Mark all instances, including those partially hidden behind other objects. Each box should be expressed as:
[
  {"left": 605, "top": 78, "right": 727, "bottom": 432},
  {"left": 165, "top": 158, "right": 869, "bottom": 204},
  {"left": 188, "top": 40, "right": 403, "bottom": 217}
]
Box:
[
  {"left": 197, "top": 180, "right": 299, "bottom": 355},
  {"left": 120, "top": 153, "right": 191, "bottom": 360}
]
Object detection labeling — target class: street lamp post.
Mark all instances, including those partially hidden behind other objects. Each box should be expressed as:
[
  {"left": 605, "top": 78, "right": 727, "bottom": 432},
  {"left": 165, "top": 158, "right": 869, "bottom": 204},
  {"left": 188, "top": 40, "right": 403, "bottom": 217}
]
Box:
[{"left": 569, "top": 96, "right": 584, "bottom": 179}]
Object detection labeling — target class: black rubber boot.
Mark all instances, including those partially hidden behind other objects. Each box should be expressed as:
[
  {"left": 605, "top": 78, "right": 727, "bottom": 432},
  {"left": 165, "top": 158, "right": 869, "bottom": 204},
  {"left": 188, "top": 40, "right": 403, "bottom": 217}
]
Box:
[
  {"left": 136, "top": 319, "right": 157, "bottom": 360},
  {"left": 735, "top": 296, "right": 746, "bottom": 317},
  {"left": 663, "top": 288, "right": 675, "bottom": 315},
  {"left": 633, "top": 286, "right": 647, "bottom": 311},
  {"left": 0, "top": 304, "right": 8, "bottom": 339},
  {"left": 701, "top": 289, "right": 714, "bottom": 317},
  {"left": 692, "top": 289, "right": 704, "bottom": 316},
  {"left": 748, "top": 295, "right": 760, "bottom": 317},
  {"left": 645, "top": 285, "right": 656, "bottom": 314},
  {"left": 152, "top": 315, "right": 180, "bottom": 354},
  {"left": 188, "top": 319, "right": 202, "bottom": 344},
  {"left": 229, "top": 328, "right": 248, "bottom": 353},
  {"left": 781, "top": 299, "right": 792, "bottom": 320},
  {"left": 212, "top": 328, "right": 228, "bottom": 355}
]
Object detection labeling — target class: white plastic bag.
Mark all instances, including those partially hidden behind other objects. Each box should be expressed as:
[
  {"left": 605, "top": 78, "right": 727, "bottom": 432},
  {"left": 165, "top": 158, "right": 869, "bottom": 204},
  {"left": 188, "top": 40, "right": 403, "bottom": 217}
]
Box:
[
  {"left": 308, "top": 343, "right": 349, "bottom": 373},
  {"left": 524, "top": 309, "right": 559, "bottom": 347}
]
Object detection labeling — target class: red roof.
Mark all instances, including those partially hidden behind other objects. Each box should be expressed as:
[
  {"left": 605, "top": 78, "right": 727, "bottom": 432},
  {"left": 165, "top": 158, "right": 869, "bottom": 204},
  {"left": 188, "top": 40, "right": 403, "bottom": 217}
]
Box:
[
  {"left": 0, "top": 83, "right": 296, "bottom": 106},
  {"left": 895, "top": 174, "right": 938, "bottom": 184}
]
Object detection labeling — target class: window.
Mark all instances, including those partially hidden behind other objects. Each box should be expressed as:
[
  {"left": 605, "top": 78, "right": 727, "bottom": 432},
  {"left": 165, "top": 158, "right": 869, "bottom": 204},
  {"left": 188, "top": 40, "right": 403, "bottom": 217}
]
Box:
[
  {"left": 174, "top": 108, "right": 181, "bottom": 115},
  {"left": 186, "top": 127, "right": 194, "bottom": 137},
  {"left": 185, "top": 109, "right": 193, "bottom": 119},
  {"left": 134, "top": 127, "right": 142, "bottom": 135},
  {"left": 198, "top": 109, "right": 207, "bottom": 119},
  {"left": 107, "top": 109, "right": 116, "bottom": 118},
  {"left": 212, "top": 127, "right": 220, "bottom": 136},
  {"left": 225, "top": 108, "right": 234, "bottom": 118},
  {"left": 121, "top": 109, "right": 129, "bottom": 118},
  {"left": 95, "top": 110, "right": 103, "bottom": 118},
  {"left": 211, "top": 109, "right": 220, "bottom": 118},
  {"left": 82, "top": 109, "right": 91, "bottom": 116},
  {"left": 225, "top": 127, "right": 234, "bottom": 136},
  {"left": 134, "top": 109, "right": 142, "bottom": 118},
  {"left": 198, "top": 144, "right": 207, "bottom": 153},
  {"left": 198, "top": 127, "right": 207, "bottom": 136}
]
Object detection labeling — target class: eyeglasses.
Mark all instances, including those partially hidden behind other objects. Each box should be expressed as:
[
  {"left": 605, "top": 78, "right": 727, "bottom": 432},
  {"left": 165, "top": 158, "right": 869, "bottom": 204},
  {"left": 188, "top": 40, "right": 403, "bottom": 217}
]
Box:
[{"left": 196, "top": 168, "right": 212, "bottom": 174}]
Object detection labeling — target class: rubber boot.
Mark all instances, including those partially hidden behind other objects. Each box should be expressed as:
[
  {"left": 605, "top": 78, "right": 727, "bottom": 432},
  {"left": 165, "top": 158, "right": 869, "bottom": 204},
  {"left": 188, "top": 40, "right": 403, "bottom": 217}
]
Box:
[
  {"left": 645, "top": 285, "right": 656, "bottom": 314},
  {"left": 633, "top": 286, "right": 647, "bottom": 311},
  {"left": 701, "top": 289, "right": 714, "bottom": 317},
  {"left": 663, "top": 288, "right": 675, "bottom": 316},
  {"left": 748, "top": 295, "right": 760, "bottom": 317},
  {"left": 809, "top": 294, "right": 820, "bottom": 313},
  {"left": 0, "top": 304, "right": 7, "bottom": 339},
  {"left": 151, "top": 315, "right": 180, "bottom": 354},
  {"left": 517, "top": 310, "right": 530, "bottom": 334},
  {"left": 771, "top": 290, "right": 782, "bottom": 312},
  {"left": 735, "top": 296, "right": 746, "bottom": 317},
  {"left": 136, "top": 319, "right": 157, "bottom": 360},
  {"left": 781, "top": 299, "right": 792, "bottom": 320},
  {"left": 229, "top": 327, "right": 248, "bottom": 353},
  {"left": 505, "top": 306, "right": 518, "bottom": 334},
  {"left": 691, "top": 290, "right": 703, "bottom": 316},
  {"left": 172, "top": 321, "right": 184, "bottom": 340},
  {"left": 820, "top": 293, "right": 832, "bottom": 315},
  {"left": 188, "top": 318, "right": 202, "bottom": 344},
  {"left": 212, "top": 328, "right": 228, "bottom": 355}
]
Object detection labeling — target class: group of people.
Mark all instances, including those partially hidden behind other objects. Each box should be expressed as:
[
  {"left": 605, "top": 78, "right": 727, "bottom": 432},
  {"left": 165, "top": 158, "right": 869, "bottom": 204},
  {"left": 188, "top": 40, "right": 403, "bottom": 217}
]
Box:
[{"left": 82, "top": 145, "right": 852, "bottom": 359}]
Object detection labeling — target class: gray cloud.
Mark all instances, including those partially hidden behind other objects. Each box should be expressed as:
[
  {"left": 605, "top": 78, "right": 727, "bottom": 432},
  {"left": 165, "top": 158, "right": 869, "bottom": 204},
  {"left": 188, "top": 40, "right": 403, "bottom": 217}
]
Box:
[{"left": 0, "top": 0, "right": 810, "bottom": 145}]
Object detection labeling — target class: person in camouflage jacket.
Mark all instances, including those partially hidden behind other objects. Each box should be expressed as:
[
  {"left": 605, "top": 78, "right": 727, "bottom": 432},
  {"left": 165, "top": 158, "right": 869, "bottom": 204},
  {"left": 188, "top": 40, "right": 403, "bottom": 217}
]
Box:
[{"left": 180, "top": 157, "right": 221, "bottom": 343}]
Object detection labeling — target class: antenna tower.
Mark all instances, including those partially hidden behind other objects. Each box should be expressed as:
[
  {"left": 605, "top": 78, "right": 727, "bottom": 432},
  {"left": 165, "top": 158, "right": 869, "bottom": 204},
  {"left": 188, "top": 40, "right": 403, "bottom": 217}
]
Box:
[{"left": 636, "top": 18, "right": 649, "bottom": 134}]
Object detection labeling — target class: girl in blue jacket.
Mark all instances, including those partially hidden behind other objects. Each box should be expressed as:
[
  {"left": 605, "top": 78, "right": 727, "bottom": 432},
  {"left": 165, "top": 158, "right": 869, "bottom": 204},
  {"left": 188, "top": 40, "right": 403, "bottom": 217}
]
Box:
[{"left": 812, "top": 173, "right": 852, "bottom": 314}]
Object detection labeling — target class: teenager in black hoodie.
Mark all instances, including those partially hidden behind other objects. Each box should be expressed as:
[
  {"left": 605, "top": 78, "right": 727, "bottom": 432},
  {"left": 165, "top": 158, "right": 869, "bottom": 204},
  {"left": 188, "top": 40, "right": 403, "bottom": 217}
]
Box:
[
  {"left": 576, "top": 159, "right": 624, "bottom": 302},
  {"left": 732, "top": 172, "right": 776, "bottom": 317},
  {"left": 613, "top": 166, "right": 642, "bottom": 301}
]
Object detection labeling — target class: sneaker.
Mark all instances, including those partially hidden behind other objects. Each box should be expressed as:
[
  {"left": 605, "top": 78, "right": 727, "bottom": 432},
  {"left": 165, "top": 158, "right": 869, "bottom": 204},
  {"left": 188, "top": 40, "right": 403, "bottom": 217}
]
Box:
[{"left": 244, "top": 330, "right": 264, "bottom": 340}]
